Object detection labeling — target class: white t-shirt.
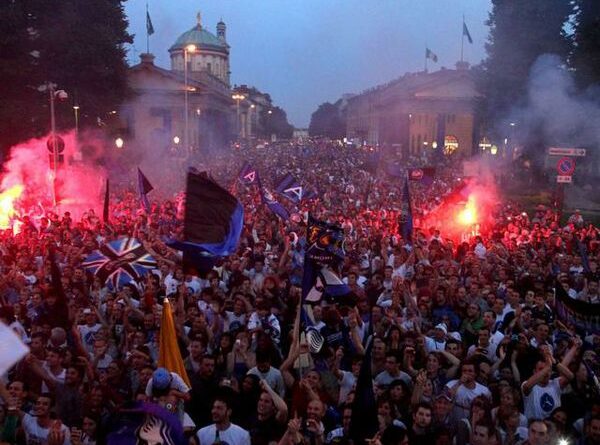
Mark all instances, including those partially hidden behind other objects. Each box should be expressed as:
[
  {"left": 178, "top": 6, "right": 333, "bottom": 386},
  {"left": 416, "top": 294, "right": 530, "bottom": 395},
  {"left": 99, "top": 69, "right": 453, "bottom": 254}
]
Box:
[
  {"left": 338, "top": 370, "right": 356, "bottom": 405},
  {"left": 22, "top": 413, "right": 72, "bottom": 445},
  {"left": 78, "top": 323, "right": 102, "bottom": 353},
  {"left": 522, "top": 377, "right": 562, "bottom": 419},
  {"left": 41, "top": 363, "right": 65, "bottom": 394},
  {"left": 446, "top": 380, "right": 491, "bottom": 420},
  {"left": 196, "top": 423, "right": 250, "bottom": 445},
  {"left": 425, "top": 336, "right": 446, "bottom": 352}
]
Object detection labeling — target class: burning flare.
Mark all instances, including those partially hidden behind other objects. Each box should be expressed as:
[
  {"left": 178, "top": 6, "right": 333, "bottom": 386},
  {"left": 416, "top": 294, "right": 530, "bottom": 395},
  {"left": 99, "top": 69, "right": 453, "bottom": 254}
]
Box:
[
  {"left": 457, "top": 196, "right": 477, "bottom": 226},
  {"left": 0, "top": 184, "right": 24, "bottom": 229}
]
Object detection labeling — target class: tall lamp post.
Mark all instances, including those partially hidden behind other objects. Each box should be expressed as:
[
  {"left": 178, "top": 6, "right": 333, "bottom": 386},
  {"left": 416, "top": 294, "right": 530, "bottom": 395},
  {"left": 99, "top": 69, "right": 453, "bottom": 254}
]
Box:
[
  {"left": 232, "top": 93, "right": 245, "bottom": 140},
  {"left": 43, "top": 82, "right": 67, "bottom": 207},
  {"left": 184, "top": 44, "right": 196, "bottom": 151}
]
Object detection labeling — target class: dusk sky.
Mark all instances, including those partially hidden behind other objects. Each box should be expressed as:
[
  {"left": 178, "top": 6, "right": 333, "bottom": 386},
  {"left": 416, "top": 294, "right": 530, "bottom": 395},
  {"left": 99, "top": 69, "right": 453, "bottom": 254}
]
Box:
[{"left": 124, "top": 1, "right": 492, "bottom": 127}]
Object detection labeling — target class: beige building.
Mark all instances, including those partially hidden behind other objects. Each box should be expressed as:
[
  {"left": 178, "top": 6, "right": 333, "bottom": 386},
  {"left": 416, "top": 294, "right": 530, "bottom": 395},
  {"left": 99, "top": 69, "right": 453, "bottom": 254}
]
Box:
[
  {"left": 121, "top": 13, "right": 234, "bottom": 154},
  {"left": 346, "top": 63, "right": 481, "bottom": 157}
]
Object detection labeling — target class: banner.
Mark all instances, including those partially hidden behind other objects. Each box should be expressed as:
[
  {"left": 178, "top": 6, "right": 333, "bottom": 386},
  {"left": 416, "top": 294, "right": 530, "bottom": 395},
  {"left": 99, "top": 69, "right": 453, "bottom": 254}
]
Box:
[{"left": 555, "top": 282, "right": 600, "bottom": 333}]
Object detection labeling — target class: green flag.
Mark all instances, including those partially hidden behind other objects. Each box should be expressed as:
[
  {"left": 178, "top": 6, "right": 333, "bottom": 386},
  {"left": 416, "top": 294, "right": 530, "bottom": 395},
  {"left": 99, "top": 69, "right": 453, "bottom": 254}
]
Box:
[{"left": 146, "top": 10, "right": 155, "bottom": 35}]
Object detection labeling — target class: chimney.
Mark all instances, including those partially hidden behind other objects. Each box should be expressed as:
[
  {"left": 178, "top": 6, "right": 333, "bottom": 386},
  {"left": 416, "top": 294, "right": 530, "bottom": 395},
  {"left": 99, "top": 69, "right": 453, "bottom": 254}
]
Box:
[
  {"left": 217, "top": 19, "right": 226, "bottom": 42},
  {"left": 140, "top": 53, "right": 155, "bottom": 65}
]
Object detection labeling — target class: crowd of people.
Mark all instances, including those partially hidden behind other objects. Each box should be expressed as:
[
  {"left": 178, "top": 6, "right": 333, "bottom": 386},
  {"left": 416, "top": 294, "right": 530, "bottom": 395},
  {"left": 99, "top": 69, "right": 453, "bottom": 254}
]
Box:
[{"left": 0, "top": 141, "right": 599, "bottom": 445}]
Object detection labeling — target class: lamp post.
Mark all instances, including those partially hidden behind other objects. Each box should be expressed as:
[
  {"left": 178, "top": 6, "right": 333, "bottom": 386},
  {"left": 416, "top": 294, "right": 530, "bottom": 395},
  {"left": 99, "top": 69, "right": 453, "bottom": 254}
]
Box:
[
  {"left": 249, "top": 104, "right": 255, "bottom": 139},
  {"left": 115, "top": 137, "right": 124, "bottom": 149},
  {"left": 184, "top": 44, "right": 196, "bottom": 152},
  {"left": 44, "top": 82, "right": 67, "bottom": 207},
  {"left": 232, "top": 93, "right": 245, "bottom": 140}
]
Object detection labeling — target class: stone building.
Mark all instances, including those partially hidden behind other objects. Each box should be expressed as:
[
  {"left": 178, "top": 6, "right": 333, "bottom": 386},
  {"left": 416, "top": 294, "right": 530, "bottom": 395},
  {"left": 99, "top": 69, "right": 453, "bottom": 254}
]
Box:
[{"left": 346, "top": 63, "right": 481, "bottom": 157}]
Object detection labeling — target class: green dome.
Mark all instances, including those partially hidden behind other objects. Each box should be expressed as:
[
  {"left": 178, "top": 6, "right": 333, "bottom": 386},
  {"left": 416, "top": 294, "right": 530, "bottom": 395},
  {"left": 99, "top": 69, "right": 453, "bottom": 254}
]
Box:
[{"left": 169, "top": 25, "right": 227, "bottom": 52}]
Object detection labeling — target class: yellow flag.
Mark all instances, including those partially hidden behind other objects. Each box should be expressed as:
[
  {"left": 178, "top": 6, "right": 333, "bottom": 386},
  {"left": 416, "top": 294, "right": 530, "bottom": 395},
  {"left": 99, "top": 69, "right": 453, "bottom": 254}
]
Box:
[{"left": 158, "top": 299, "right": 190, "bottom": 386}]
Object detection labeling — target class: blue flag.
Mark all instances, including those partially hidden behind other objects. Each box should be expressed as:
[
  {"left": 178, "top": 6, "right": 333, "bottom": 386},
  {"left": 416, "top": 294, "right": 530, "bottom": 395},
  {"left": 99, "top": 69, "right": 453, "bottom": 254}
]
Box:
[
  {"left": 274, "top": 173, "right": 317, "bottom": 203},
  {"left": 408, "top": 167, "right": 435, "bottom": 187},
  {"left": 238, "top": 161, "right": 257, "bottom": 185},
  {"left": 400, "top": 178, "right": 413, "bottom": 244},
  {"left": 258, "top": 174, "right": 290, "bottom": 220},
  {"left": 137, "top": 168, "right": 154, "bottom": 212},
  {"left": 463, "top": 22, "right": 473, "bottom": 44},
  {"left": 349, "top": 339, "right": 378, "bottom": 443}
]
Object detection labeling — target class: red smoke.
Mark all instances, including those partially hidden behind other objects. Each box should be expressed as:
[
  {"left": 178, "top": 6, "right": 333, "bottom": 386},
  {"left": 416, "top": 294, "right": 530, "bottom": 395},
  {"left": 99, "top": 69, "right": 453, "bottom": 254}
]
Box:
[{"left": 0, "top": 131, "right": 105, "bottom": 224}]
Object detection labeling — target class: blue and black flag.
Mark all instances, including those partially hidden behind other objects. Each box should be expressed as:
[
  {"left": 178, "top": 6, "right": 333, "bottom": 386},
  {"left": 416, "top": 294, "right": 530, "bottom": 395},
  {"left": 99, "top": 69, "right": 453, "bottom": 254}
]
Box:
[
  {"left": 399, "top": 177, "right": 413, "bottom": 244},
  {"left": 258, "top": 174, "right": 290, "bottom": 220},
  {"left": 349, "top": 338, "right": 378, "bottom": 444},
  {"left": 274, "top": 173, "right": 317, "bottom": 203},
  {"left": 167, "top": 170, "right": 244, "bottom": 276},
  {"left": 238, "top": 161, "right": 257, "bottom": 185},
  {"left": 137, "top": 168, "right": 154, "bottom": 213}
]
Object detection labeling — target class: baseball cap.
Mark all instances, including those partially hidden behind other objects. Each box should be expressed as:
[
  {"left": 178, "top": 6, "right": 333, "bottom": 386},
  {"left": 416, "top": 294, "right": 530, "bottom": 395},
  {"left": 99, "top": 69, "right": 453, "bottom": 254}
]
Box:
[
  {"left": 152, "top": 368, "right": 172, "bottom": 390},
  {"left": 83, "top": 308, "right": 93, "bottom": 315},
  {"left": 435, "top": 323, "right": 448, "bottom": 335},
  {"left": 435, "top": 389, "right": 454, "bottom": 402}
]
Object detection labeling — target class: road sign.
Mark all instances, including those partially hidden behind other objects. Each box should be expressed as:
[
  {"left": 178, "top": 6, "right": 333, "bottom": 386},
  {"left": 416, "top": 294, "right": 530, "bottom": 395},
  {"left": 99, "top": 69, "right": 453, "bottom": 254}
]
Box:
[
  {"left": 557, "top": 157, "right": 576, "bottom": 176},
  {"left": 548, "top": 147, "right": 586, "bottom": 157},
  {"left": 557, "top": 175, "right": 572, "bottom": 183}
]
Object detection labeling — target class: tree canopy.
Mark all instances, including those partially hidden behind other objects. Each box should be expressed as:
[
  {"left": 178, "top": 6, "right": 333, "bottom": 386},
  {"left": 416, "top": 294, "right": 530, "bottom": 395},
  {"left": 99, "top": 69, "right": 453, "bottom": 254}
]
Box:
[
  {"left": 0, "top": 0, "right": 132, "bottom": 153},
  {"left": 308, "top": 102, "right": 345, "bottom": 139}
]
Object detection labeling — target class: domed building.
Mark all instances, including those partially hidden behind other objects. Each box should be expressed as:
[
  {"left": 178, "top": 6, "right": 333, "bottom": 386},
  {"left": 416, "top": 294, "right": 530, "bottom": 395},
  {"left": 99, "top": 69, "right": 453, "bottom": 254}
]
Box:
[
  {"left": 123, "top": 12, "right": 234, "bottom": 155},
  {"left": 169, "top": 13, "right": 230, "bottom": 85}
]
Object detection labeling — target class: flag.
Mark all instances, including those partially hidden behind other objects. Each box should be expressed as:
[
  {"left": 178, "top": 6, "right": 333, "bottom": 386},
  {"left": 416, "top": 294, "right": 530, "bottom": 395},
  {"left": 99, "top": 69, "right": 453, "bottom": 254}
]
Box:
[
  {"left": 305, "top": 215, "right": 345, "bottom": 265},
  {"left": 103, "top": 178, "right": 110, "bottom": 223},
  {"left": 106, "top": 402, "right": 186, "bottom": 445},
  {"left": 303, "top": 266, "right": 351, "bottom": 304},
  {"left": 399, "top": 178, "right": 413, "bottom": 244},
  {"left": 159, "top": 300, "right": 190, "bottom": 386},
  {"left": 0, "top": 322, "right": 29, "bottom": 376},
  {"left": 275, "top": 173, "right": 314, "bottom": 203},
  {"left": 426, "top": 48, "right": 438, "bottom": 63},
  {"left": 408, "top": 167, "right": 436, "bottom": 187},
  {"left": 258, "top": 174, "right": 290, "bottom": 220},
  {"left": 238, "top": 161, "right": 257, "bottom": 185},
  {"left": 575, "top": 237, "right": 592, "bottom": 274},
  {"left": 47, "top": 246, "right": 70, "bottom": 328},
  {"left": 176, "top": 169, "right": 244, "bottom": 257},
  {"left": 137, "top": 168, "right": 154, "bottom": 213},
  {"left": 146, "top": 10, "right": 155, "bottom": 36},
  {"left": 555, "top": 278, "right": 600, "bottom": 333},
  {"left": 82, "top": 238, "right": 158, "bottom": 289},
  {"left": 349, "top": 339, "right": 378, "bottom": 444},
  {"left": 463, "top": 22, "right": 473, "bottom": 44}
]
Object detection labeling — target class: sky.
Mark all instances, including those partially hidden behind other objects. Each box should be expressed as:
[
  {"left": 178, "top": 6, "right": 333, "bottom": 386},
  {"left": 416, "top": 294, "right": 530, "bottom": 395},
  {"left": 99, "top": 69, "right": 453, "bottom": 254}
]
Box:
[{"left": 124, "top": 0, "right": 492, "bottom": 127}]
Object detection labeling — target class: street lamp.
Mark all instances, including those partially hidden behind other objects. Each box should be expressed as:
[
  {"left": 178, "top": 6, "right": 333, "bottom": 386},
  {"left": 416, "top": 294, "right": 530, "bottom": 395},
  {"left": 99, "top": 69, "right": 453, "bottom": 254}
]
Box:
[
  {"left": 232, "top": 93, "right": 245, "bottom": 139},
  {"left": 73, "top": 105, "right": 80, "bottom": 137},
  {"left": 184, "top": 44, "right": 196, "bottom": 151},
  {"left": 173, "top": 136, "right": 180, "bottom": 145},
  {"left": 115, "top": 137, "right": 124, "bottom": 149},
  {"left": 249, "top": 104, "right": 255, "bottom": 138}
]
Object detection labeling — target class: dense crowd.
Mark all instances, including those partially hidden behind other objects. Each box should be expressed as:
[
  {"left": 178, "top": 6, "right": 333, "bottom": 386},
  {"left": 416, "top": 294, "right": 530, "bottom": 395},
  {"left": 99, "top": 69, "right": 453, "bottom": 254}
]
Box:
[{"left": 0, "top": 142, "right": 599, "bottom": 445}]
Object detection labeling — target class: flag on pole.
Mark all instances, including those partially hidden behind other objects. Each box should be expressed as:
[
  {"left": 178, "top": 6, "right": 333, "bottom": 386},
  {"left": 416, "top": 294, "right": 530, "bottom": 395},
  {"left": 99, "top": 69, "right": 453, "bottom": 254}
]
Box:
[
  {"left": 137, "top": 168, "right": 154, "bottom": 213},
  {"left": 0, "top": 322, "right": 29, "bottom": 376},
  {"left": 463, "top": 22, "right": 473, "bottom": 44},
  {"left": 400, "top": 177, "right": 414, "bottom": 244},
  {"left": 159, "top": 299, "right": 190, "bottom": 386},
  {"left": 258, "top": 173, "right": 290, "bottom": 221},
  {"left": 426, "top": 48, "right": 438, "bottom": 63},
  {"left": 103, "top": 178, "right": 110, "bottom": 223},
  {"left": 146, "top": 10, "right": 155, "bottom": 36},
  {"left": 349, "top": 339, "right": 378, "bottom": 444}
]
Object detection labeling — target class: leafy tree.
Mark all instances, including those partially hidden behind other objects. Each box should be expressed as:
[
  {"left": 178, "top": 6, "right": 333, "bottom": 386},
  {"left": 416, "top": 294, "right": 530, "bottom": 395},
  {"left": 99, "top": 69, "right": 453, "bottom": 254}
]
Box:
[
  {"left": 0, "top": 0, "right": 132, "bottom": 153},
  {"left": 478, "top": 0, "right": 573, "bottom": 136},
  {"left": 571, "top": 0, "right": 600, "bottom": 90},
  {"left": 259, "top": 106, "right": 293, "bottom": 139},
  {"left": 308, "top": 102, "right": 345, "bottom": 138}
]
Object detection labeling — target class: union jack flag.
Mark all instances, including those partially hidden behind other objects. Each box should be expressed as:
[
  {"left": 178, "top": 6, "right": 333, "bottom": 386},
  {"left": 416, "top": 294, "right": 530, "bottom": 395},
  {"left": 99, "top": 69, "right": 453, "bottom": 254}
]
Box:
[{"left": 82, "top": 238, "right": 157, "bottom": 289}]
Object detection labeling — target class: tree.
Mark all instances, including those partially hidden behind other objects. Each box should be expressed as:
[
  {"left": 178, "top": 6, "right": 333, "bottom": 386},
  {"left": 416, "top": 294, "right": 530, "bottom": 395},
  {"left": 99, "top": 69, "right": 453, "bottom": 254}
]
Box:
[
  {"left": 259, "top": 107, "right": 294, "bottom": 140},
  {"left": 0, "top": 0, "right": 132, "bottom": 153},
  {"left": 571, "top": 0, "right": 600, "bottom": 90},
  {"left": 308, "top": 102, "right": 345, "bottom": 138},
  {"left": 478, "top": 0, "right": 573, "bottom": 136}
]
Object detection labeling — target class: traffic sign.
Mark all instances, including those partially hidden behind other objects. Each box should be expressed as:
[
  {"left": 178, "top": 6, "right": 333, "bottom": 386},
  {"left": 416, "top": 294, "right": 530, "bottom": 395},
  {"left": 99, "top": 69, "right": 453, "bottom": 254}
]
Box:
[
  {"left": 557, "top": 175, "right": 572, "bottom": 183},
  {"left": 557, "top": 157, "right": 575, "bottom": 176},
  {"left": 548, "top": 147, "right": 586, "bottom": 157}
]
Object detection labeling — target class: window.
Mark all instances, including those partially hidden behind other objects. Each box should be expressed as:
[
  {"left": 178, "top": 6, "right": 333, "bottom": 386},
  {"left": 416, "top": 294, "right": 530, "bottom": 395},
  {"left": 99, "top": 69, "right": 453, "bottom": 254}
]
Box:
[{"left": 207, "top": 63, "right": 212, "bottom": 74}]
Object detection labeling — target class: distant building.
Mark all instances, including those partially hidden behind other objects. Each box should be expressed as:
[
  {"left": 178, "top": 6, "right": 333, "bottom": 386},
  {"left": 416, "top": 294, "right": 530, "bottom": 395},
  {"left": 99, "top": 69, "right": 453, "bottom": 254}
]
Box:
[
  {"left": 231, "top": 85, "right": 274, "bottom": 140},
  {"left": 345, "top": 62, "right": 481, "bottom": 157},
  {"left": 123, "top": 13, "right": 234, "bottom": 154},
  {"left": 293, "top": 128, "right": 309, "bottom": 140}
]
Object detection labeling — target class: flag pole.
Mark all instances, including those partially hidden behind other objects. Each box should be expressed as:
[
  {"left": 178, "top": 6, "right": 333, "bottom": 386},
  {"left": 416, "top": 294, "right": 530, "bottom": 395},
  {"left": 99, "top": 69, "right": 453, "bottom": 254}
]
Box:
[
  {"left": 460, "top": 14, "right": 465, "bottom": 62},
  {"left": 146, "top": 2, "right": 150, "bottom": 54},
  {"left": 424, "top": 45, "right": 428, "bottom": 72}
]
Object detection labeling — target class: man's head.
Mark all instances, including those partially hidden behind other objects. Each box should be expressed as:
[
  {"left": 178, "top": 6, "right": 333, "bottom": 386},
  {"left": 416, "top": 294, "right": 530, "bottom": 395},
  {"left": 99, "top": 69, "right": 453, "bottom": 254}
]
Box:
[
  {"left": 211, "top": 397, "right": 232, "bottom": 424},
  {"left": 471, "top": 422, "right": 495, "bottom": 445},
  {"left": 460, "top": 361, "right": 477, "bottom": 384},
  {"left": 412, "top": 402, "right": 433, "bottom": 429},
  {"left": 257, "top": 391, "right": 276, "bottom": 419},
  {"left": 306, "top": 399, "right": 325, "bottom": 421},
  {"left": 527, "top": 419, "right": 549, "bottom": 445},
  {"left": 256, "top": 352, "right": 272, "bottom": 373},
  {"left": 8, "top": 380, "right": 27, "bottom": 401},
  {"left": 33, "top": 394, "right": 53, "bottom": 418},
  {"left": 385, "top": 352, "right": 400, "bottom": 375},
  {"left": 199, "top": 355, "right": 216, "bottom": 378},
  {"left": 585, "top": 416, "right": 600, "bottom": 444}
]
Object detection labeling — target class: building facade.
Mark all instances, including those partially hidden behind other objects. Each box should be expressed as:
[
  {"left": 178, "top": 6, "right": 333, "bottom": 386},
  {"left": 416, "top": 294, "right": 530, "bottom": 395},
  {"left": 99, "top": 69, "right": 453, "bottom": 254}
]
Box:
[
  {"left": 346, "top": 63, "right": 481, "bottom": 157},
  {"left": 122, "top": 13, "right": 234, "bottom": 155}
]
